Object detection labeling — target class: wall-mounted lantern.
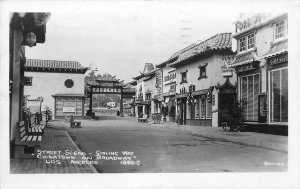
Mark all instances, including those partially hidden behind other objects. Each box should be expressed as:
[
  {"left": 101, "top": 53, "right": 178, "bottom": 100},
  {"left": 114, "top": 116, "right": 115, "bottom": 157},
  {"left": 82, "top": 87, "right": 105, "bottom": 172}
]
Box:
[{"left": 24, "top": 32, "right": 36, "bottom": 47}]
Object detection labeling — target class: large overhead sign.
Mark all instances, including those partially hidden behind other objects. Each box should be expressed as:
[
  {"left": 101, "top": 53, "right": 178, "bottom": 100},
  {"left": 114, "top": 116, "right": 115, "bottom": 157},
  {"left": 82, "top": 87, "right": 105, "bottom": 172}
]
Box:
[{"left": 235, "top": 13, "right": 272, "bottom": 33}]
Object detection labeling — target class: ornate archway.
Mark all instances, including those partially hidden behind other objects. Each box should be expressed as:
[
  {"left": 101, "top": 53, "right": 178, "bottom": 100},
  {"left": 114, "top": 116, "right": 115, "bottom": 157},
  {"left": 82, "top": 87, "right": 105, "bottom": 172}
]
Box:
[{"left": 85, "top": 76, "right": 135, "bottom": 117}]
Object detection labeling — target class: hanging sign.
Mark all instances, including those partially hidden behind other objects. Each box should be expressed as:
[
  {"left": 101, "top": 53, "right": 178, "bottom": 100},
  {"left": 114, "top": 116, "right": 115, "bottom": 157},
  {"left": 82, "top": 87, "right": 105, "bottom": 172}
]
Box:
[
  {"left": 235, "top": 63, "right": 257, "bottom": 73},
  {"left": 222, "top": 69, "right": 235, "bottom": 77},
  {"left": 63, "top": 107, "right": 75, "bottom": 112},
  {"left": 269, "top": 54, "right": 288, "bottom": 65},
  {"left": 235, "top": 13, "right": 272, "bottom": 33},
  {"left": 258, "top": 93, "right": 268, "bottom": 123},
  {"left": 155, "top": 70, "right": 162, "bottom": 87}
]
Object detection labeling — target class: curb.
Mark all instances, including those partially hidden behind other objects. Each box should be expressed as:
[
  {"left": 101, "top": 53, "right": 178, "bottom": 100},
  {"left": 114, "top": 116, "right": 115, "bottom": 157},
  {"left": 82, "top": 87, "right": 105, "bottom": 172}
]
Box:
[
  {"left": 64, "top": 131, "right": 98, "bottom": 173},
  {"left": 150, "top": 122, "right": 288, "bottom": 153}
]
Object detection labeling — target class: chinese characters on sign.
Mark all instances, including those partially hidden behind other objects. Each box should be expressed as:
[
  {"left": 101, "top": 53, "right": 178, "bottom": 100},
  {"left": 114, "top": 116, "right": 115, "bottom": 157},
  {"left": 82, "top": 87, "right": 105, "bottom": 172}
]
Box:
[
  {"left": 155, "top": 70, "right": 163, "bottom": 101},
  {"left": 164, "top": 72, "right": 176, "bottom": 84},
  {"left": 269, "top": 54, "right": 288, "bottom": 65},
  {"left": 235, "top": 64, "right": 257, "bottom": 73}
]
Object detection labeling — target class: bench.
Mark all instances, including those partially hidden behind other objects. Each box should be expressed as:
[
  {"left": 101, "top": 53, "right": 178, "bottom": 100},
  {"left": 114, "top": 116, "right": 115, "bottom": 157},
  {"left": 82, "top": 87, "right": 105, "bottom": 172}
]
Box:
[
  {"left": 28, "top": 116, "right": 45, "bottom": 135},
  {"left": 14, "top": 116, "right": 45, "bottom": 158},
  {"left": 138, "top": 115, "right": 148, "bottom": 123}
]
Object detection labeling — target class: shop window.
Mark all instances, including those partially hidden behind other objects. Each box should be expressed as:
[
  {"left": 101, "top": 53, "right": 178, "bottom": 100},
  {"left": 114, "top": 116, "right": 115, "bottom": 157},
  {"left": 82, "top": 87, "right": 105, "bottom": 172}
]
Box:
[
  {"left": 206, "top": 99, "right": 212, "bottom": 119},
  {"left": 239, "top": 37, "right": 246, "bottom": 52},
  {"left": 238, "top": 32, "right": 256, "bottom": 53},
  {"left": 25, "top": 77, "right": 33, "bottom": 86},
  {"left": 189, "top": 103, "right": 195, "bottom": 119},
  {"left": 274, "top": 20, "right": 287, "bottom": 40},
  {"left": 195, "top": 99, "right": 200, "bottom": 118},
  {"left": 198, "top": 63, "right": 208, "bottom": 80},
  {"left": 200, "top": 96, "right": 206, "bottom": 119},
  {"left": 180, "top": 70, "right": 187, "bottom": 84},
  {"left": 247, "top": 33, "right": 255, "bottom": 49},
  {"left": 240, "top": 74, "right": 260, "bottom": 121},
  {"left": 270, "top": 68, "right": 288, "bottom": 122}
]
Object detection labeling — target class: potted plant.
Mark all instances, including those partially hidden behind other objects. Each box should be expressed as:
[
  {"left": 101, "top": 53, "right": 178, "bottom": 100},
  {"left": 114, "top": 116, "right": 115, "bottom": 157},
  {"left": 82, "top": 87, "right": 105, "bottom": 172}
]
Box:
[{"left": 220, "top": 98, "right": 246, "bottom": 132}]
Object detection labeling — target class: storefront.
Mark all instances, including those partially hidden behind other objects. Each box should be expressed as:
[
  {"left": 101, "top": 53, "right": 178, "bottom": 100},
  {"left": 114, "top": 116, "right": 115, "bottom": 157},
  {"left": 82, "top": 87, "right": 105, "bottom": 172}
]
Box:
[
  {"left": 169, "top": 33, "right": 236, "bottom": 127},
  {"left": 232, "top": 13, "right": 288, "bottom": 135},
  {"left": 234, "top": 59, "right": 261, "bottom": 123},
  {"left": 186, "top": 88, "right": 213, "bottom": 126},
  {"left": 176, "top": 91, "right": 188, "bottom": 125},
  {"left": 162, "top": 92, "right": 176, "bottom": 121}
]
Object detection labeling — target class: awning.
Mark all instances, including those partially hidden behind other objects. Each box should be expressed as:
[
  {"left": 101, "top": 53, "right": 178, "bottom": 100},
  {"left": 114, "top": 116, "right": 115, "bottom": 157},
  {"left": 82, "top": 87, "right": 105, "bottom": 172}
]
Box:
[
  {"left": 176, "top": 93, "right": 188, "bottom": 99},
  {"left": 261, "top": 39, "right": 288, "bottom": 59},
  {"left": 162, "top": 91, "right": 176, "bottom": 97},
  {"left": 192, "top": 89, "right": 209, "bottom": 97},
  {"left": 230, "top": 51, "right": 257, "bottom": 68}
]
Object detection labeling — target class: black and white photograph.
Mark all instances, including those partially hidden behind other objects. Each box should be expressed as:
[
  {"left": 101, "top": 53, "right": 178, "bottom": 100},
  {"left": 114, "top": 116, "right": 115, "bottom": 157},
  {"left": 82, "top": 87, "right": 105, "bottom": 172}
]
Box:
[{"left": 1, "top": 0, "right": 300, "bottom": 189}]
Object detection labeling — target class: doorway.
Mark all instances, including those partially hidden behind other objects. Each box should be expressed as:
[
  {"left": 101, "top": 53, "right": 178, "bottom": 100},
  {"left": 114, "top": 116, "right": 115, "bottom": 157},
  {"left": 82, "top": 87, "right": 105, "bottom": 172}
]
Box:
[
  {"left": 180, "top": 98, "right": 187, "bottom": 124},
  {"left": 218, "top": 93, "right": 236, "bottom": 127},
  {"left": 138, "top": 106, "right": 143, "bottom": 118}
]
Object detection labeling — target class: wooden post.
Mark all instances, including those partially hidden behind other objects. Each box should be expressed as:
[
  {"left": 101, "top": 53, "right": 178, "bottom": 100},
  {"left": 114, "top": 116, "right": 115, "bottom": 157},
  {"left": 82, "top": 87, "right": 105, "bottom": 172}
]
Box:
[{"left": 120, "top": 87, "right": 124, "bottom": 117}]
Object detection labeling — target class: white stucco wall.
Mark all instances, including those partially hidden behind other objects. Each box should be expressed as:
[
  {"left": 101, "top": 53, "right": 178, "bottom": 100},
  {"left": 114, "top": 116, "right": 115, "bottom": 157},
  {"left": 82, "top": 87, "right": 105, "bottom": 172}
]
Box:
[
  {"left": 24, "top": 72, "right": 85, "bottom": 113},
  {"left": 176, "top": 54, "right": 236, "bottom": 94}
]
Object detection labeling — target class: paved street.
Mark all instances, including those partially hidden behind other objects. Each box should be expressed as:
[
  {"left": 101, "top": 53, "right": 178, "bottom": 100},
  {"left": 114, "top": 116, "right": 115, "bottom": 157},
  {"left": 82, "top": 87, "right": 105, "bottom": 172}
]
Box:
[{"left": 66, "top": 115, "right": 288, "bottom": 173}]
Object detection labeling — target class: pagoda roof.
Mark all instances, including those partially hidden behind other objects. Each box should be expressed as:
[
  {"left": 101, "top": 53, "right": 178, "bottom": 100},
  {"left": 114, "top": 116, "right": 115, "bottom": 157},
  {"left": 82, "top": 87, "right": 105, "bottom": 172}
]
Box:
[{"left": 25, "top": 59, "right": 88, "bottom": 74}]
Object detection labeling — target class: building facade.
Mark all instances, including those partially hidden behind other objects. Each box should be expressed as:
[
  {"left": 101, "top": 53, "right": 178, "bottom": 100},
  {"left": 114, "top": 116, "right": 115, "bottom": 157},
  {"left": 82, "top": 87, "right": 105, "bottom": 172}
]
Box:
[
  {"left": 231, "top": 13, "right": 288, "bottom": 135},
  {"left": 9, "top": 13, "right": 50, "bottom": 157},
  {"left": 133, "top": 63, "right": 162, "bottom": 119},
  {"left": 156, "top": 55, "right": 178, "bottom": 122},
  {"left": 24, "top": 59, "right": 88, "bottom": 119},
  {"left": 169, "top": 33, "right": 236, "bottom": 127}
]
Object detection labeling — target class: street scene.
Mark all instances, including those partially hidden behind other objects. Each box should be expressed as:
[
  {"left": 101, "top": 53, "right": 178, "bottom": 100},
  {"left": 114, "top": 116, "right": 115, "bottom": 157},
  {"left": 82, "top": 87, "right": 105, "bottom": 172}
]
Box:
[
  {"left": 10, "top": 114, "right": 287, "bottom": 173},
  {"left": 3, "top": 1, "right": 299, "bottom": 188}
]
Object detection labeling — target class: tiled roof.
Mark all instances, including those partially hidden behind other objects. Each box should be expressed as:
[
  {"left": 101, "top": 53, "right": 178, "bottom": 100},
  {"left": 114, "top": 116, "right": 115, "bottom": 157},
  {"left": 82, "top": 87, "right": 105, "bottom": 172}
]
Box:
[
  {"left": 261, "top": 39, "right": 288, "bottom": 59},
  {"left": 169, "top": 33, "right": 232, "bottom": 67},
  {"left": 51, "top": 94, "right": 86, "bottom": 97},
  {"left": 26, "top": 59, "right": 88, "bottom": 73},
  {"left": 230, "top": 51, "right": 257, "bottom": 67},
  {"left": 156, "top": 43, "right": 197, "bottom": 68}
]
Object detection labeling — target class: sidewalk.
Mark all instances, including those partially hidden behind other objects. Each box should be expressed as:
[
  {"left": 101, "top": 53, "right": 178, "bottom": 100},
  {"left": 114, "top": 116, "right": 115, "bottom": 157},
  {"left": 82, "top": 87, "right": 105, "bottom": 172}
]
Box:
[
  {"left": 149, "top": 121, "right": 288, "bottom": 152},
  {"left": 10, "top": 122, "right": 98, "bottom": 174}
]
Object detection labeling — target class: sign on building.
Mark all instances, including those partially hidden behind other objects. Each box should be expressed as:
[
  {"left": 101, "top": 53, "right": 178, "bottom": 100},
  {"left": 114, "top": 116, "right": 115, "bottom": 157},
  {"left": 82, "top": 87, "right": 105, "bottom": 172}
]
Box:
[{"left": 63, "top": 107, "right": 75, "bottom": 112}]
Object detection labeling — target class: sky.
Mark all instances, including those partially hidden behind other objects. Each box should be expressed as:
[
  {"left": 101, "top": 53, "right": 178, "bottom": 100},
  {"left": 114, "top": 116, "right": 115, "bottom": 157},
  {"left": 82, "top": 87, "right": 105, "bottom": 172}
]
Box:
[{"left": 24, "top": 1, "right": 241, "bottom": 83}]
